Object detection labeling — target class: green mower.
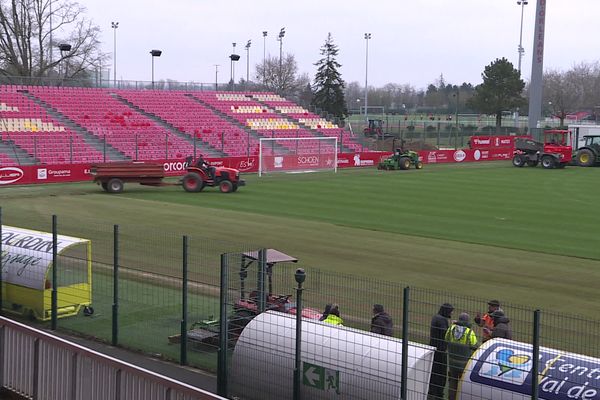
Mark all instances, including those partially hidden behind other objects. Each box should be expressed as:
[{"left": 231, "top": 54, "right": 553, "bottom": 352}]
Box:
[{"left": 377, "top": 144, "right": 423, "bottom": 171}]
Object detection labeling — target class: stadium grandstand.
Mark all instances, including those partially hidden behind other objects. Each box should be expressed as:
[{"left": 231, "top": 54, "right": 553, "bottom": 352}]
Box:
[{"left": 0, "top": 85, "right": 363, "bottom": 165}]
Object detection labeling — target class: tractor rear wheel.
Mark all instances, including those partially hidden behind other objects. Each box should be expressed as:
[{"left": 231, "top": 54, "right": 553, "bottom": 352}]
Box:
[
  {"left": 576, "top": 149, "right": 595, "bottom": 167},
  {"left": 526, "top": 160, "right": 539, "bottom": 167},
  {"left": 106, "top": 178, "right": 124, "bottom": 193},
  {"left": 219, "top": 180, "right": 234, "bottom": 193},
  {"left": 415, "top": 161, "right": 423, "bottom": 169},
  {"left": 541, "top": 155, "right": 556, "bottom": 169},
  {"left": 399, "top": 157, "right": 411, "bottom": 170},
  {"left": 512, "top": 154, "right": 526, "bottom": 167},
  {"left": 182, "top": 173, "right": 204, "bottom": 192}
]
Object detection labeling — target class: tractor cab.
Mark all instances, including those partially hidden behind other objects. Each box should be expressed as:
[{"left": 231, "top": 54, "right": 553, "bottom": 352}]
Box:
[
  {"left": 233, "top": 249, "right": 322, "bottom": 330},
  {"left": 364, "top": 119, "right": 384, "bottom": 137},
  {"left": 543, "top": 130, "right": 572, "bottom": 162},
  {"left": 575, "top": 135, "right": 600, "bottom": 167}
]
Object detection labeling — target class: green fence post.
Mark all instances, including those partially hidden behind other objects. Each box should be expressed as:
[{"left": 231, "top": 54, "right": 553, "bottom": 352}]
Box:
[
  {"left": 217, "top": 253, "right": 229, "bottom": 397},
  {"left": 401, "top": 286, "right": 410, "bottom": 400},
  {"left": 0, "top": 207, "right": 3, "bottom": 315},
  {"left": 180, "top": 235, "right": 189, "bottom": 366},
  {"left": 51, "top": 215, "right": 58, "bottom": 330},
  {"left": 258, "top": 248, "right": 267, "bottom": 313},
  {"left": 532, "top": 310, "right": 541, "bottom": 400},
  {"left": 112, "top": 225, "right": 119, "bottom": 346}
]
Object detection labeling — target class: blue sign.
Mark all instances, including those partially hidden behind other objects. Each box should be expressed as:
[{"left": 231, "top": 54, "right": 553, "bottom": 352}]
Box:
[{"left": 470, "top": 342, "right": 600, "bottom": 400}]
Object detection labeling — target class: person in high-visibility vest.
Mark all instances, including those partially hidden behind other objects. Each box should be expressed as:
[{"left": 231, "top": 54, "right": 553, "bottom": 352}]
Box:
[
  {"left": 474, "top": 299, "right": 502, "bottom": 342},
  {"left": 322, "top": 304, "right": 343, "bottom": 326},
  {"left": 445, "top": 313, "right": 478, "bottom": 400}
]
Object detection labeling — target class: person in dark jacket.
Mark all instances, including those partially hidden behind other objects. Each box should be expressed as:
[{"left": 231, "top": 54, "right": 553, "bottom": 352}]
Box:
[
  {"left": 487, "top": 310, "right": 512, "bottom": 340},
  {"left": 428, "top": 303, "right": 454, "bottom": 400},
  {"left": 319, "top": 303, "right": 332, "bottom": 321},
  {"left": 370, "top": 304, "right": 393, "bottom": 336}
]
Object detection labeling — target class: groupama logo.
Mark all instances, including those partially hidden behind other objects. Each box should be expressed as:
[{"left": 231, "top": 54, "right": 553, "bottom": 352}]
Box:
[{"left": 0, "top": 167, "right": 24, "bottom": 185}]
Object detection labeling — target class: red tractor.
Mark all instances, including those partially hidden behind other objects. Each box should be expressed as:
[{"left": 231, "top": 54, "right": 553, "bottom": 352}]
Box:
[
  {"left": 512, "top": 130, "right": 572, "bottom": 169},
  {"left": 182, "top": 157, "right": 245, "bottom": 193}
]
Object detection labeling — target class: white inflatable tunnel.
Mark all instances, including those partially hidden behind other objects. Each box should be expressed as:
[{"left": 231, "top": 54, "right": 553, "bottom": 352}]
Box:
[
  {"left": 230, "top": 311, "right": 435, "bottom": 400},
  {"left": 459, "top": 338, "right": 600, "bottom": 400}
]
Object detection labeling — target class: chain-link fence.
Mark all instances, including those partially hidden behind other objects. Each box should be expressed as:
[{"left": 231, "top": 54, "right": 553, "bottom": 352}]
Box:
[
  {"left": 218, "top": 250, "right": 600, "bottom": 400},
  {"left": 2, "top": 210, "right": 599, "bottom": 400}
]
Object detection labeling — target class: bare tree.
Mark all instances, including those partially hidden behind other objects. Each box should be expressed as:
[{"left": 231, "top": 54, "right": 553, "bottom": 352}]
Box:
[
  {"left": 0, "top": 0, "right": 104, "bottom": 81},
  {"left": 543, "top": 69, "right": 579, "bottom": 126},
  {"left": 255, "top": 54, "right": 301, "bottom": 97}
]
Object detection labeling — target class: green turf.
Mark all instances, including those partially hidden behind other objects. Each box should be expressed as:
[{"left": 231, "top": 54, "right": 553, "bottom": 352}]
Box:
[{"left": 1, "top": 161, "right": 600, "bottom": 317}]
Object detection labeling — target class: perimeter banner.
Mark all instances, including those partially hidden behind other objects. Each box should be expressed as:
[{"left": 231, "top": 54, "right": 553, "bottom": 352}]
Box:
[{"left": 0, "top": 150, "right": 512, "bottom": 186}]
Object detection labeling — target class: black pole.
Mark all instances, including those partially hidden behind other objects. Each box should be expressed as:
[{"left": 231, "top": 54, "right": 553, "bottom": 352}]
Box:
[
  {"left": 258, "top": 248, "right": 267, "bottom": 313},
  {"left": 51, "top": 215, "right": 58, "bottom": 330},
  {"left": 401, "top": 286, "right": 410, "bottom": 400},
  {"left": 532, "top": 310, "right": 541, "bottom": 400},
  {"left": 180, "top": 235, "right": 189, "bottom": 366},
  {"left": 165, "top": 133, "right": 169, "bottom": 159},
  {"left": 217, "top": 253, "right": 229, "bottom": 397},
  {"left": 293, "top": 268, "right": 306, "bottom": 400},
  {"left": 193, "top": 133, "right": 197, "bottom": 161},
  {"left": 0, "top": 207, "right": 3, "bottom": 315},
  {"left": 112, "top": 225, "right": 119, "bottom": 346}
]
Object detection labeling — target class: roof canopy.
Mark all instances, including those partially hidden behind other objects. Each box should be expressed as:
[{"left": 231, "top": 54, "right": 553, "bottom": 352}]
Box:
[{"left": 242, "top": 249, "right": 298, "bottom": 264}]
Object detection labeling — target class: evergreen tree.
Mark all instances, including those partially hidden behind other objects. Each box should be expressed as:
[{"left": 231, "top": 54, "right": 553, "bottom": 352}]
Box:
[
  {"left": 467, "top": 58, "right": 526, "bottom": 130},
  {"left": 311, "top": 33, "right": 347, "bottom": 119}
]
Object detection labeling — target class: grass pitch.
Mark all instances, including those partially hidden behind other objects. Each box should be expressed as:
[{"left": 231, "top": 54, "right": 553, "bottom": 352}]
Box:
[{"left": 1, "top": 161, "right": 600, "bottom": 316}]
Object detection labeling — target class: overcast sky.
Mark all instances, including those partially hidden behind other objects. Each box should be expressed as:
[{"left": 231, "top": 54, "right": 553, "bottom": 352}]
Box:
[{"left": 83, "top": 0, "right": 599, "bottom": 90}]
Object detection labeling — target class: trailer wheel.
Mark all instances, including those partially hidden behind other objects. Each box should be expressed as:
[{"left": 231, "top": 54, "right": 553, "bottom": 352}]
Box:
[
  {"left": 399, "top": 157, "right": 411, "bottom": 170},
  {"left": 101, "top": 182, "right": 108, "bottom": 191},
  {"left": 415, "top": 161, "right": 423, "bottom": 169},
  {"left": 182, "top": 173, "right": 204, "bottom": 192},
  {"left": 576, "top": 149, "right": 595, "bottom": 167},
  {"left": 83, "top": 306, "right": 94, "bottom": 316},
  {"left": 541, "top": 155, "right": 556, "bottom": 169},
  {"left": 106, "top": 178, "right": 124, "bottom": 193},
  {"left": 219, "top": 180, "right": 233, "bottom": 193},
  {"left": 512, "top": 154, "right": 526, "bottom": 167},
  {"left": 526, "top": 160, "right": 539, "bottom": 167}
]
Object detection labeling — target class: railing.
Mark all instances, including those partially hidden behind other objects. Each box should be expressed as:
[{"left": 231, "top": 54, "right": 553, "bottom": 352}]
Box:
[{"left": 0, "top": 316, "right": 225, "bottom": 400}]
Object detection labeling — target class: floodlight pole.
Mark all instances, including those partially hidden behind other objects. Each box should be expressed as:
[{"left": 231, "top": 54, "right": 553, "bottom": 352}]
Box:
[
  {"left": 231, "top": 42, "right": 236, "bottom": 90},
  {"left": 150, "top": 49, "right": 162, "bottom": 89},
  {"left": 262, "top": 31, "right": 268, "bottom": 85},
  {"left": 111, "top": 22, "right": 119, "bottom": 87},
  {"left": 364, "top": 33, "right": 371, "bottom": 124},
  {"left": 214, "top": 64, "right": 219, "bottom": 90},
  {"left": 245, "top": 40, "right": 251, "bottom": 90},
  {"left": 277, "top": 28, "right": 285, "bottom": 94},
  {"left": 515, "top": 1, "right": 528, "bottom": 130}
]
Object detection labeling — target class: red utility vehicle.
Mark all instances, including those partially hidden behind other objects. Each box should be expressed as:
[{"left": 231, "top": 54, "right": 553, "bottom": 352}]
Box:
[
  {"left": 182, "top": 158, "right": 245, "bottom": 193},
  {"left": 512, "top": 130, "right": 572, "bottom": 169},
  {"left": 91, "top": 157, "right": 244, "bottom": 193}
]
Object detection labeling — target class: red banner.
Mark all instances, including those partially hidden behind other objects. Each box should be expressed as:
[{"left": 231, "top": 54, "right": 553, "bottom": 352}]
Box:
[
  {"left": 418, "top": 148, "right": 513, "bottom": 163},
  {"left": 0, "top": 151, "right": 512, "bottom": 186},
  {"left": 469, "top": 135, "right": 530, "bottom": 149},
  {"left": 0, "top": 164, "right": 92, "bottom": 186}
]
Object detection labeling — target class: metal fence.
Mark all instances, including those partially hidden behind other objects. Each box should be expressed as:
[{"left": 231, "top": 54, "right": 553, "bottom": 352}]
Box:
[{"left": 1, "top": 210, "right": 599, "bottom": 400}]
